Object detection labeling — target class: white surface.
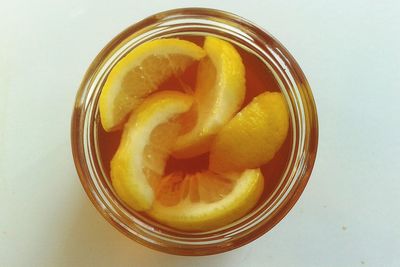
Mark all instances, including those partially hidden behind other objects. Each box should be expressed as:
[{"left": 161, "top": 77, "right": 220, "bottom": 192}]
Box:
[{"left": 1, "top": 0, "right": 400, "bottom": 266}]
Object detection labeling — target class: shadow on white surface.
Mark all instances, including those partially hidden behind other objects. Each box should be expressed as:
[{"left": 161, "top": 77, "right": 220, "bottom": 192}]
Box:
[
  {"left": 59, "top": 189, "right": 249, "bottom": 267},
  {"left": 0, "top": 141, "right": 251, "bottom": 267}
]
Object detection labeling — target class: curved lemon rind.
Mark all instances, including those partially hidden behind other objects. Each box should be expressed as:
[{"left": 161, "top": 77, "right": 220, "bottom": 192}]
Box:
[
  {"left": 111, "top": 91, "right": 193, "bottom": 211},
  {"left": 210, "top": 92, "right": 290, "bottom": 173},
  {"left": 147, "top": 169, "right": 264, "bottom": 231},
  {"left": 172, "top": 36, "right": 245, "bottom": 158},
  {"left": 99, "top": 38, "right": 205, "bottom": 131}
]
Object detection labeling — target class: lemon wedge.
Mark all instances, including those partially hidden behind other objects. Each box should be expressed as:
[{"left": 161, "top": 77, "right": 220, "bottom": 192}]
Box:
[
  {"left": 99, "top": 38, "right": 205, "bottom": 131},
  {"left": 111, "top": 91, "right": 193, "bottom": 210},
  {"left": 147, "top": 169, "right": 264, "bottom": 231},
  {"left": 210, "top": 92, "right": 289, "bottom": 173},
  {"left": 172, "top": 36, "right": 245, "bottom": 158}
]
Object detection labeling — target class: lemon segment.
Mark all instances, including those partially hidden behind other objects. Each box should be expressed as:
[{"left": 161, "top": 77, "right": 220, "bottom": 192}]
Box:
[
  {"left": 111, "top": 91, "right": 193, "bottom": 211},
  {"left": 172, "top": 36, "right": 245, "bottom": 158},
  {"left": 210, "top": 92, "right": 289, "bottom": 173},
  {"left": 147, "top": 169, "right": 264, "bottom": 231},
  {"left": 99, "top": 38, "right": 205, "bottom": 131}
]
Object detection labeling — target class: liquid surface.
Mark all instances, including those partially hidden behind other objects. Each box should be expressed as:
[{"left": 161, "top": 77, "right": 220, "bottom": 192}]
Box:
[{"left": 96, "top": 35, "right": 292, "bottom": 220}]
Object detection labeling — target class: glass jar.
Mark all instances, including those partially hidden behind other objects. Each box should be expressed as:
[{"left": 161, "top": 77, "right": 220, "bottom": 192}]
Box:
[{"left": 71, "top": 8, "right": 318, "bottom": 256}]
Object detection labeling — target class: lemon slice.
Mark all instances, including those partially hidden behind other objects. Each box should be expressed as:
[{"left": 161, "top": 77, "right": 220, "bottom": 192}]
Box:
[
  {"left": 99, "top": 38, "right": 205, "bottom": 131},
  {"left": 172, "top": 36, "right": 245, "bottom": 158},
  {"left": 210, "top": 92, "right": 289, "bottom": 173},
  {"left": 147, "top": 169, "right": 264, "bottom": 231},
  {"left": 111, "top": 91, "right": 193, "bottom": 211}
]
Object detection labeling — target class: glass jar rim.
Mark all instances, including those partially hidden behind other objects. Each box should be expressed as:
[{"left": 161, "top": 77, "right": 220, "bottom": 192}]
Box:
[{"left": 71, "top": 7, "right": 318, "bottom": 256}]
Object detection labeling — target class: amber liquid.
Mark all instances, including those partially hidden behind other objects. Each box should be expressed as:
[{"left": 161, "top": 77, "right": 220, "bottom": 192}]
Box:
[{"left": 96, "top": 35, "right": 292, "bottom": 211}]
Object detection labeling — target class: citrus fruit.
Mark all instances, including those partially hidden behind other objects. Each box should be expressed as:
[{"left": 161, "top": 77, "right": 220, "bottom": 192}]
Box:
[
  {"left": 111, "top": 91, "right": 193, "bottom": 211},
  {"left": 99, "top": 38, "right": 205, "bottom": 131},
  {"left": 147, "top": 169, "right": 264, "bottom": 231},
  {"left": 172, "top": 36, "right": 245, "bottom": 158},
  {"left": 210, "top": 92, "right": 289, "bottom": 173}
]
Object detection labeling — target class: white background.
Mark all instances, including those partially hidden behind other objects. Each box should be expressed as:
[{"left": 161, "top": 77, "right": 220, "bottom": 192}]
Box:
[{"left": 1, "top": 0, "right": 400, "bottom": 266}]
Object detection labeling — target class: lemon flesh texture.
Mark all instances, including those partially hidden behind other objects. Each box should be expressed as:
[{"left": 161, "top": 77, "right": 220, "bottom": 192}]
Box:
[
  {"left": 147, "top": 169, "right": 264, "bottom": 231},
  {"left": 172, "top": 36, "right": 246, "bottom": 158},
  {"left": 99, "top": 38, "right": 205, "bottom": 131},
  {"left": 111, "top": 91, "right": 193, "bottom": 211},
  {"left": 210, "top": 92, "right": 289, "bottom": 173}
]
